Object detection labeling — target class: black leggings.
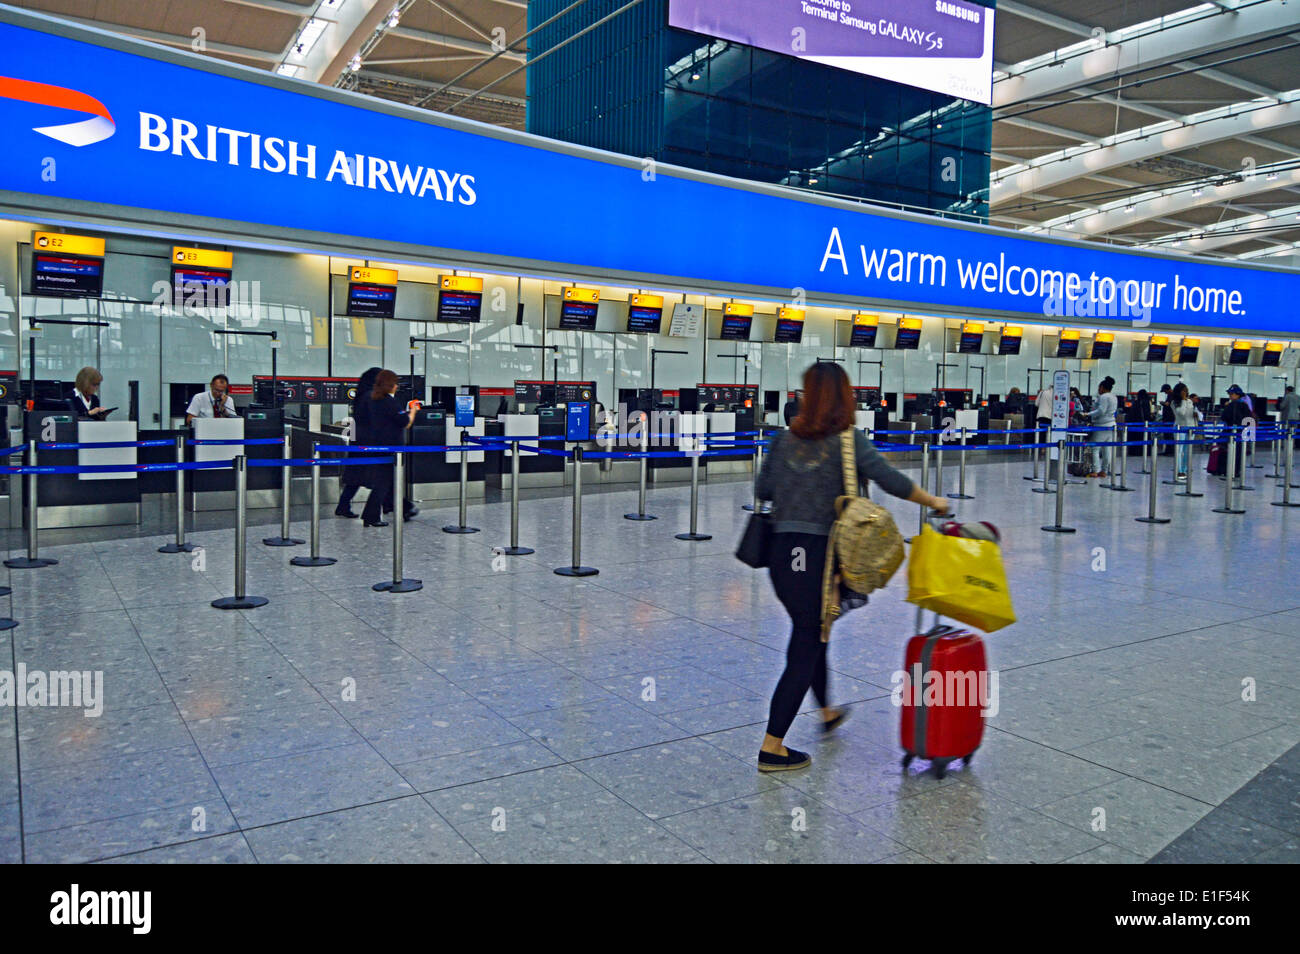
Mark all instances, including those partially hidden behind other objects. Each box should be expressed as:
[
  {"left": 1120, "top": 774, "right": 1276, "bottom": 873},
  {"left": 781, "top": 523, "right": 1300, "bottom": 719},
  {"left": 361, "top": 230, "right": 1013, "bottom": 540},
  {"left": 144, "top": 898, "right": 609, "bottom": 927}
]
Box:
[
  {"left": 766, "top": 532, "right": 830, "bottom": 739},
  {"left": 361, "top": 465, "right": 395, "bottom": 523}
]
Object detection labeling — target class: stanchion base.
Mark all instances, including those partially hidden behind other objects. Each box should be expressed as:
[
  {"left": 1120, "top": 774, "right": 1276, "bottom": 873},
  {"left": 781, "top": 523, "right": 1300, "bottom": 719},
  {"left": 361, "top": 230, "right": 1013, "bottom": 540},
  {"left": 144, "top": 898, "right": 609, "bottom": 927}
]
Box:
[
  {"left": 554, "top": 566, "right": 599, "bottom": 577},
  {"left": 741, "top": 504, "right": 756, "bottom": 511},
  {"left": 373, "top": 578, "right": 423, "bottom": 593},
  {"left": 0, "top": 586, "right": 9, "bottom": 597},
  {"left": 624, "top": 513, "right": 657, "bottom": 521},
  {"left": 1022, "top": 475, "right": 1041, "bottom": 481},
  {"left": 675, "top": 532, "right": 713, "bottom": 541},
  {"left": 1031, "top": 487, "right": 1056, "bottom": 494},
  {"left": 502, "top": 546, "right": 535, "bottom": 556},
  {"left": 4, "top": 557, "right": 57, "bottom": 569},
  {"left": 1211, "top": 508, "right": 1246, "bottom": 515},
  {"left": 1175, "top": 491, "right": 1205, "bottom": 498},
  {"left": 1270, "top": 501, "right": 1300, "bottom": 508},
  {"left": 442, "top": 525, "right": 480, "bottom": 534},
  {"left": 1135, "top": 517, "right": 1171, "bottom": 524},
  {"left": 1106, "top": 484, "right": 1137, "bottom": 492},
  {"left": 1041, "top": 525, "right": 1077, "bottom": 533},
  {"left": 949, "top": 493, "right": 974, "bottom": 500},
  {"left": 212, "top": 595, "right": 269, "bottom": 610},
  {"left": 0, "top": 618, "right": 17, "bottom": 631},
  {"left": 158, "top": 542, "right": 197, "bottom": 553},
  {"left": 263, "top": 537, "right": 305, "bottom": 547},
  {"left": 291, "top": 556, "right": 338, "bottom": 567}
]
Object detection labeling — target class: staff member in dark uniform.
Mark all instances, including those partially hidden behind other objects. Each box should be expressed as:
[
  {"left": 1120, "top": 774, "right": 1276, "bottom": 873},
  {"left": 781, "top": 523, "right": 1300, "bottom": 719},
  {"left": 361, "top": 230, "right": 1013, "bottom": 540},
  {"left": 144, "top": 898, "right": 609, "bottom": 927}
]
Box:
[
  {"left": 360, "top": 369, "right": 418, "bottom": 527},
  {"left": 68, "top": 366, "right": 109, "bottom": 420},
  {"left": 335, "top": 367, "right": 380, "bottom": 519}
]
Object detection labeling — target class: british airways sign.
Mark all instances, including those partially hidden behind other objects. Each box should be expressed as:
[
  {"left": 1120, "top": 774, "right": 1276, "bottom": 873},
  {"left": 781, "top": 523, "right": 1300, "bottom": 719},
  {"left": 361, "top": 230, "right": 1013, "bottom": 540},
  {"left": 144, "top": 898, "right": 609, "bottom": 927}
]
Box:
[{"left": 0, "top": 7, "right": 1296, "bottom": 336}]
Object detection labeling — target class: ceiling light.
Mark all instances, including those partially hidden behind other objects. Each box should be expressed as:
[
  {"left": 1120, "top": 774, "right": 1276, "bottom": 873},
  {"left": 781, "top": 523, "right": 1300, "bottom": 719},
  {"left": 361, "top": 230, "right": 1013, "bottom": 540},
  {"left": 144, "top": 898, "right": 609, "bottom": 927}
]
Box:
[
  {"left": 387, "top": 7, "right": 401, "bottom": 28},
  {"left": 348, "top": 53, "right": 362, "bottom": 72},
  {"left": 276, "top": 64, "right": 301, "bottom": 77},
  {"left": 1124, "top": 205, "right": 1135, "bottom": 214},
  {"left": 1191, "top": 187, "right": 1203, "bottom": 196},
  {"left": 690, "top": 72, "right": 700, "bottom": 81},
  {"left": 1266, "top": 172, "right": 1279, "bottom": 181},
  {"left": 293, "top": 18, "right": 329, "bottom": 59},
  {"left": 1063, "top": 221, "right": 1074, "bottom": 230}
]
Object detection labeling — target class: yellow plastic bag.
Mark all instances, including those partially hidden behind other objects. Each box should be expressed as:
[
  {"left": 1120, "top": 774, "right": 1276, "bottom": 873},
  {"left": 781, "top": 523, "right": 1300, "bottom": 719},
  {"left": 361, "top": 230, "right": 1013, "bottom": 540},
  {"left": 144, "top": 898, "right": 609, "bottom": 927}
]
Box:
[{"left": 906, "top": 525, "right": 1016, "bottom": 633}]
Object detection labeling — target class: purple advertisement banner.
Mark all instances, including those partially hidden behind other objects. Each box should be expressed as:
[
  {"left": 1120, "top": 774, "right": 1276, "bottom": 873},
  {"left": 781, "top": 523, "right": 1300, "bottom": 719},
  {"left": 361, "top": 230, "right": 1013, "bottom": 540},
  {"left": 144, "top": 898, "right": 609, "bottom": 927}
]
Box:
[{"left": 668, "top": 0, "right": 994, "bottom": 103}]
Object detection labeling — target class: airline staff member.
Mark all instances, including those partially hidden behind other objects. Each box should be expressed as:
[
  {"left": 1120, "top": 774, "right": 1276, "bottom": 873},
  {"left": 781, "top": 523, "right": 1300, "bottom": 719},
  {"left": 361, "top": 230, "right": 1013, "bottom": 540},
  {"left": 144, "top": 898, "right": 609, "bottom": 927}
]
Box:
[
  {"left": 185, "top": 374, "right": 240, "bottom": 424},
  {"left": 69, "top": 366, "right": 108, "bottom": 420},
  {"left": 360, "top": 369, "right": 418, "bottom": 528}
]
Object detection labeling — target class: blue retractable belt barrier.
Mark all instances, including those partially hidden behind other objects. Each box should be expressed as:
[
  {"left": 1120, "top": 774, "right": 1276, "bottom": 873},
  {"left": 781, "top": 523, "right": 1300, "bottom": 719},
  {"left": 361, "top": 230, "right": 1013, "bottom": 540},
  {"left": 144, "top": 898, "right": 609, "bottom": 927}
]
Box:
[
  {"left": 37, "top": 439, "right": 178, "bottom": 450},
  {"left": 189, "top": 437, "right": 285, "bottom": 446},
  {"left": 2, "top": 459, "right": 235, "bottom": 476},
  {"left": 249, "top": 455, "right": 394, "bottom": 468}
]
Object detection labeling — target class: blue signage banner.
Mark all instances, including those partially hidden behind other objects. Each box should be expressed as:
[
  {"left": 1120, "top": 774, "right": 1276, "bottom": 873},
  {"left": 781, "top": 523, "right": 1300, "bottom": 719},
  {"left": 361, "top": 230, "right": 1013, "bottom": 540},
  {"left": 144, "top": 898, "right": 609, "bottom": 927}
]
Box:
[{"left": 0, "top": 9, "right": 1296, "bottom": 336}]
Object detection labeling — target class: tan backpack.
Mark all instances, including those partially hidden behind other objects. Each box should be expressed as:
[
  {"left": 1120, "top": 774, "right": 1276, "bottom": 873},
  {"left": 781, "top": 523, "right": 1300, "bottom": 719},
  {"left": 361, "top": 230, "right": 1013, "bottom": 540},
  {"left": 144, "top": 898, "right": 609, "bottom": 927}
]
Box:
[{"left": 820, "top": 429, "right": 905, "bottom": 640}]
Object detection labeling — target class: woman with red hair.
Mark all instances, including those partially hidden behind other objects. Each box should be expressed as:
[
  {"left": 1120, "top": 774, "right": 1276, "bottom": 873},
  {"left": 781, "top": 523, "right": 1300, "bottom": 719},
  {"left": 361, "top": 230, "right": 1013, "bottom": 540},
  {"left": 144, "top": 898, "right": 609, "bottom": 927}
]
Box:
[{"left": 754, "top": 362, "right": 948, "bottom": 772}]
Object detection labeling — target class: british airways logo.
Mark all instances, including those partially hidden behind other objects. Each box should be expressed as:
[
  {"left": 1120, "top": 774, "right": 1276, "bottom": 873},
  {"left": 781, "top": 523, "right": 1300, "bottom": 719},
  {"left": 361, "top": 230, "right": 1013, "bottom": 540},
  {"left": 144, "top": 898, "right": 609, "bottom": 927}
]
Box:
[{"left": 0, "top": 75, "right": 116, "bottom": 146}]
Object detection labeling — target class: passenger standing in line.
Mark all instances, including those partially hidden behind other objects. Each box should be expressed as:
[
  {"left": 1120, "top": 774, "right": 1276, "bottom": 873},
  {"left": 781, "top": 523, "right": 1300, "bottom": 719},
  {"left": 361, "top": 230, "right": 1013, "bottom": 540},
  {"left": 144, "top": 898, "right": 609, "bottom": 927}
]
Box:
[
  {"left": 1034, "top": 383, "right": 1053, "bottom": 446},
  {"left": 1159, "top": 383, "right": 1177, "bottom": 455},
  {"left": 360, "top": 369, "right": 418, "bottom": 528},
  {"left": 335, "top": 366, "right": 381, "bottom": 519},
  {"left": 1220, "top": 385, "right": 1252, "bottom": 480},
  {"left": 753, "top": 362, "right": 949, "bottom": 773},
  {"left": 1279, "top": 386, "right": 1299, "bottom": 451},
  {"left": 783, "top": 390, "right": 802, "bottom": 427},
  {"left": 1170, "top": 382, "right": 1197, "bottom": 481},
  {"left": 1084, "top": 376, "right": 1118, "bottom": 478}
]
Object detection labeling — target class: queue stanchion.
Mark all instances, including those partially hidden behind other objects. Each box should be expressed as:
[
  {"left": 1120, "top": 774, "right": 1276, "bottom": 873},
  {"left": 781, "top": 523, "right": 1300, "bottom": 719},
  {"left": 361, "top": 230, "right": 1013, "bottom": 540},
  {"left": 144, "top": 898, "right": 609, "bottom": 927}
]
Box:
[
  {"left": 555, "top": 445, "right": 598, "bottom": 576},
  {"left": 1032, "top": 430, "right": 1055, "bottom": 495},
  {"left": 443, "top": 435, "right": 480, "bottom": 534},
  {"left": 916, "top": 443, "right": 930, "bottom": 539},
  {"left": 374, "top": 452, "right": 421, "bottom": 592},
  {"left": 1272, "top": 424, "right": 1300, "bottom": 508},
  {"left": 1024, "top": 425, "right": 1041, "bottom": 481},
  {"left": 1137, "top": 426, "right": 1151, "bottom": 475},
  {"left": 675, "top": 444, "right": 712, "bottom": 542},
  {"left": 158, "top": 434, "right": 196, "bottom": 554},
  {"left": 5, "top": 440, "right": 57, "bottom": 569},
  {"left": 951, "top": 427, "right": 973, "bottom": 500},
  {"left": 291, "top": 448, "right": 337, "bottom": 567},
  {"left": 212, "top": 456, "right": 268, "bottom": 609},
  {"left": 1176, "top": 429, "right": 1204, "bottom": 498},
  {"left": 502, "top": 441, "right": 534, "bottom": 555},
  {"left": 1267, "top": 430, "right": 1283, "bottom": 479},
  {"left": 1005, "top": 420, "right": 1012, "bottom": 448},
  {"left": 934, "top": 437, "right": 945, "bottom": 498},
  {"left": 1109, "top": 423, "right": 1135, "bottom": 492},
  {"left": 1041, "top": 440, "right": 1076, "bottom": 534},
  {"left": 742, "top": 436, "right": 764, "bottom": 512},
  {"left": 1248, "top": 429, "right": 1263, "bottom": 469},
  {"left": 624, "top": 448, "right": 656, "bottom": 521},
  {"left": 264, "top": 427, "right": 304, "bottom": 547},
  {"left": 1212, "top": 429, "right": 1245, "bottom": 515},
  {"left": 1136, "top": 432, "right": 1170, "bottom": 525}
]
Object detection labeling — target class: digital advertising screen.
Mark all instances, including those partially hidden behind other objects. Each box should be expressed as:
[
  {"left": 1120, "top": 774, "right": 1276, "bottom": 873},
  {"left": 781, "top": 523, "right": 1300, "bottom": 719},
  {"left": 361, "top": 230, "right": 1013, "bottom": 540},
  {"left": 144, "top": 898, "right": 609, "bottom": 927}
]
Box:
[
  {"left": 627, "top": 294, "right": 665, "bottom": 334},
  {"left": 1229, "top": 345, "right": 1251, "bottom": 366},
  {"left": 998, "top": 328, "right": 1022, "bottom": 355},
  {"left": 172, "top": 266, "right": 232, "bottom": 308},
  {"left": 849, "top": 317, "right": 878, "bottom": 347},
  {"left": 1178, "top": 342, "right": 1199, "bottom": 364},
  {"left": 720, "top": 315, "right": 752, "bottom": 341},
  {"left": 1263, "top": 345, "right": 1284, "bottom": 367},
  {"left": 1145, "top": 341, "right": 1168, "bottom": 362},
  {"left": 32, "top": 252, "right": 104, "bottom": 298},
  {"left": 667, "top": 0, "right": 996, "bottom": 105},
  {"left": 774, "top": 309, "right": 805, "bottom": 343},
  {"left": 346, "top": 282, "right": 396, "bottom": 319},
  {"left": 559, "top": 300, "right": 599, "bottom": 330},
  {"left": 959, "top": 331, "right": 984, "bottom": 354},
  {"left": 454, "top": 393, "right": 476, "bottom": 428},
  {"left": 894, "top": 322, "right": 922, "bottom": 350},
  {"left": 437, "top": 275, "right": 483, "bottom": 322},
  {"left": 1091, "top": 337, "right": 1114, "bottom": 360},
  {"left": 1056, "top": 337, "right": 1079, "bottom": 359}
]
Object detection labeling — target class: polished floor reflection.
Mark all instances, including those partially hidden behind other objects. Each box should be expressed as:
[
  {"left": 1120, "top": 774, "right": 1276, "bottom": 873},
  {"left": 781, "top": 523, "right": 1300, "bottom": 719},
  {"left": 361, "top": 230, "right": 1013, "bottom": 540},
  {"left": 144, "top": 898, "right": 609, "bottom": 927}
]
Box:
[{"left": 2, "top": 453, "right": 1298, "bottom": 863}]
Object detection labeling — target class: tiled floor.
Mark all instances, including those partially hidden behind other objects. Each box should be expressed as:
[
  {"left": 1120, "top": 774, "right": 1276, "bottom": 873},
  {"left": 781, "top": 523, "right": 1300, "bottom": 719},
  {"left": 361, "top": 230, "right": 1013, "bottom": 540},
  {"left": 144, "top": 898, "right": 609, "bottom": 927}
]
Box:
[{"left": 1, "top": 451, "right": 1297, "bottom": 863}]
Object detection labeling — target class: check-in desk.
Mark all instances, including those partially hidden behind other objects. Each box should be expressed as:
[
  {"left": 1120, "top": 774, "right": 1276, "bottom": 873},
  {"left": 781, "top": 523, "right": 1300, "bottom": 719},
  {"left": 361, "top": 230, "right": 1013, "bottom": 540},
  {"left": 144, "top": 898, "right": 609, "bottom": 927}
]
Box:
[
  {"left": 409, "top": 410, "right": 485, "bottom": 501},
  {"left": 189, "top": 413, "right": 285, "bottom": 511},
  {"left": 21, "top": 414, "right": 140, "bottom": 528},
  {"left": 702, "top": 410, "right": 753, "bottom": 477},
  {"left": 497, "top": 412, "right": 564, "bottom": 489}
]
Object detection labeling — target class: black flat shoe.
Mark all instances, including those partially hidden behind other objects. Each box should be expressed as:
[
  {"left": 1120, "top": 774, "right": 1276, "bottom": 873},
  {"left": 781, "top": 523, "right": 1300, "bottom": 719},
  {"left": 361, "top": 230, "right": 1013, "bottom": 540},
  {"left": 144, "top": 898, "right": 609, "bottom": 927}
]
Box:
[
  {"left": 757, "top": 747, "right": 811, "bottom": 773},
  {"left": 334, "top": 508, "right": 358, "bottom": 519},
  {"left": 363, "top": 520, "right": 389, "bottom": 528},
  {"left": 822, "top": 708, "right": 850, "bottom": 734}
]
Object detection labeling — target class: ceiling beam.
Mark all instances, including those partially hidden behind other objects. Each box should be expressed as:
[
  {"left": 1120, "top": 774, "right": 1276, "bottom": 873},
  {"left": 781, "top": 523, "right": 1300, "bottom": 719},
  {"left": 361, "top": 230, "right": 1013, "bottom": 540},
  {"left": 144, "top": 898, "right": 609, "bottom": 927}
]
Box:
[{"left": 995, "top": 1, "right": 1294, "bottom": 108}]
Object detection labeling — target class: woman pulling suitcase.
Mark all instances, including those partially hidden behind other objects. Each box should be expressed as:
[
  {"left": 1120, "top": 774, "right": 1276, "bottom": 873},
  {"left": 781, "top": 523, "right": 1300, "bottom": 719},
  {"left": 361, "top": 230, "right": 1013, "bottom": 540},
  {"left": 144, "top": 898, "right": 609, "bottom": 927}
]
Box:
[{"left": 753, "top": 363, "right": 949, "bottom": 772}]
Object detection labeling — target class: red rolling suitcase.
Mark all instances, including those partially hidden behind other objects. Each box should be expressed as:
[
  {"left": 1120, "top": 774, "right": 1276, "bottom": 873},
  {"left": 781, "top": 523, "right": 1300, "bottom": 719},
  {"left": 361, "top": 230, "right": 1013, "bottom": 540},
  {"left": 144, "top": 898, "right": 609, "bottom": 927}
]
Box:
[{"left": 899, "top": 613, "right": 987, "bottom": 779}]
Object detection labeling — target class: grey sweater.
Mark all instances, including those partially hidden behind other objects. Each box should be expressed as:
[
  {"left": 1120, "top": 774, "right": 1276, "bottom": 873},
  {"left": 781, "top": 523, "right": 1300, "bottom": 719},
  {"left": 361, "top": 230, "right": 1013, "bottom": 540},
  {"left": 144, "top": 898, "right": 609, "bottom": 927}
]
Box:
[{"left": 756, "top": 428, "right": 916, "bottom": 536}]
